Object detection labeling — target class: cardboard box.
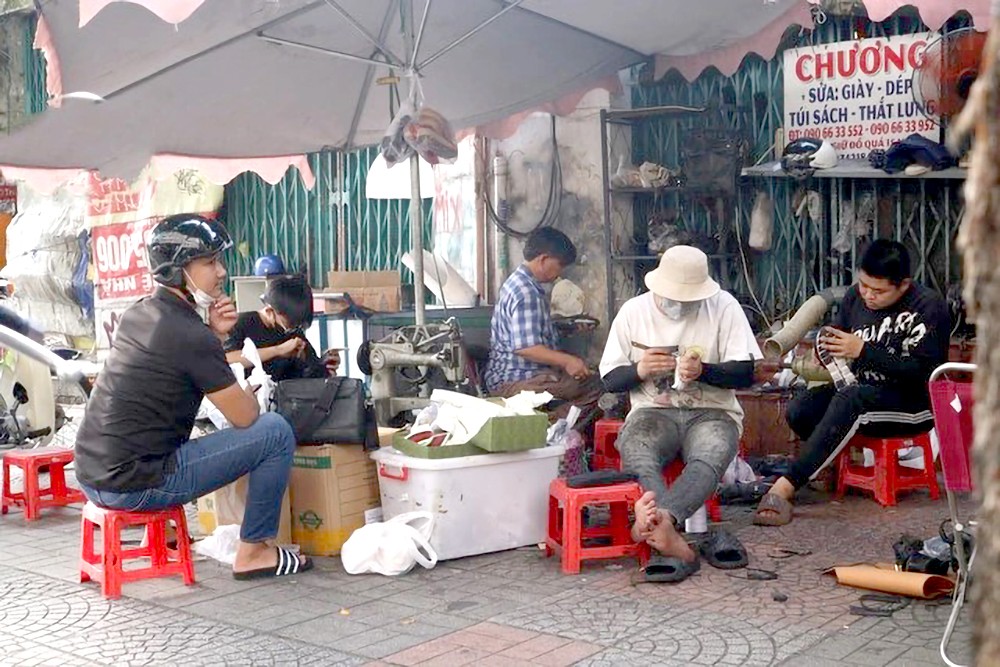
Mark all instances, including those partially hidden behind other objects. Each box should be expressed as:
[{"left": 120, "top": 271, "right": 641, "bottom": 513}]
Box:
[
  {"left": 324, "top": 270, "right": 401, "bottom": 313},
  {"left": 196, "top": 476, "right": 293, "bottom": 545},
  {"left": 288, "top": 444, "right": 381, "bottom": 556}
]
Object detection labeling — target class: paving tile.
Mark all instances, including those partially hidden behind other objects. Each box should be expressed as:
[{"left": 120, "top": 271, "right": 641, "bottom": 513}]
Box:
[
  {"left": 532, "top": 639, "right": 603, "bottom": 666},
  {"left": 475, "top": 657, "right": 536, "bottom": 667},
  {"left": 498, "top": 634, "right": 572, "bottom": 660},
  {"left": 445, "top": 628, "right": 518, "bottom": 653},
  {"left": 276, "top": 613, "right": 372, "bottom": 646},
  {"left": 418, "top": 646, "right": 494, "bottom": 667},
  {"left": 465, "top": 622, "right": 540, "bottom": 644},
  {"left": 334, "top": 628, "right": 426, "bottom": 659},
  {"left": 843, "top": 639, "right": 909, "bottom": 665},
  {"left": 384, "top": 637, "right": 460, "bottom": 666}
]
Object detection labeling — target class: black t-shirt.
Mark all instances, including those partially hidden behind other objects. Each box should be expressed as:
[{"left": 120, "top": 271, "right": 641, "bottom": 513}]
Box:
[
  {"left": 223, "top": 311, "right": 326, "bottom": 383},
  {"left": 74, "top": 289, "right": 237, "bottom": 492},
  {"left": 833, "top": 282, "right": 950, "bottom": 401}
]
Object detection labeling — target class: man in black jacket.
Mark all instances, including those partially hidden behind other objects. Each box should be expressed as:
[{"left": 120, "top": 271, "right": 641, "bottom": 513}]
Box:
[{"left": 754, "top": 240, "right": 950, "bottom": 526}]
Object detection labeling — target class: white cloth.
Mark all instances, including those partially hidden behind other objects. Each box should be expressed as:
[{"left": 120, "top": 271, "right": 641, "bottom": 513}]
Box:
[{"left": 599, "top": 291, "right": 762, "bottom": 433}]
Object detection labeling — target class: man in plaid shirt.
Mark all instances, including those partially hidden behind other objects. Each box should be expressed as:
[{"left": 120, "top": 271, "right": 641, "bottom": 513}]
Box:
[{"left": 485, "top": 228, "right": 602, "bottom": 435}]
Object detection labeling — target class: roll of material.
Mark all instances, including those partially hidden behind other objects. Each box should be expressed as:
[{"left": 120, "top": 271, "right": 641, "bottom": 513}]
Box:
[
  {"left": 762, "top": 286, "right": 849, "bottom": 359},
  {"left": 825, "top": 564, "right": 955, "bottom": 599}
]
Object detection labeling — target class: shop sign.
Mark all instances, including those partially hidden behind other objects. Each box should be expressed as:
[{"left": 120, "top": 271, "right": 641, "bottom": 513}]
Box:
[{"left": 783, "top": 33, "right": 938, "bottom": 160}]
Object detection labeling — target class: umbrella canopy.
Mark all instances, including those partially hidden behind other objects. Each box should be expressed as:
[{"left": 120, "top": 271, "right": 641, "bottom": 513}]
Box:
[{"left": 0, "top": 0, "right": 812, "bottom": 182}]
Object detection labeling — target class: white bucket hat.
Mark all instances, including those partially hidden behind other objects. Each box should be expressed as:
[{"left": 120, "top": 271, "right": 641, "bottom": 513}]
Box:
[{"left": 644, "top": 245, "right": 720, "bottom": 302}]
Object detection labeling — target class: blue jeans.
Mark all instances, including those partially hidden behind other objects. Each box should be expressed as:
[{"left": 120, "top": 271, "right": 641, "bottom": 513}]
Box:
[
  {"left": 616, "top": 407, "right": 738, "bottom": 524},
  {"left": 80, "top": 412, "right": 296, "bottom": 543}
]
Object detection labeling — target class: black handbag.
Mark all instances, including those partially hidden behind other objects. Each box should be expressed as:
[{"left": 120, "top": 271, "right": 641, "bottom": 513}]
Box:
[{"left": 273, "top": 377, "right": 377, "bottom": 449}]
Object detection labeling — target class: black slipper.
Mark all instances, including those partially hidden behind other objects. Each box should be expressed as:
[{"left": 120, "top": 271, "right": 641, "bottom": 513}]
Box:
[
  {"left": 697, "top": 529, "right": 749, "bottom": 570},
  {"left": 233, "top": 546, "right": 313, "bottom": 580},
  {"left": 644, "top": 553, "right": 701, "bottom": 583}
]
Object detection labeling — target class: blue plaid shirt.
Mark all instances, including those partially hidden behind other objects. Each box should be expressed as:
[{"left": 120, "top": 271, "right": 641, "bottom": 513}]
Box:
[{"left": 485, "top": 265, "right": 557, "bottom": 391}]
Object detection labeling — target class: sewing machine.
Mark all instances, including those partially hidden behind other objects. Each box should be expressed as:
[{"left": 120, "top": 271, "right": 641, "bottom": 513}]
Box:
[{"left": 368, "top": 318, "right": 468, "bottom": 425}]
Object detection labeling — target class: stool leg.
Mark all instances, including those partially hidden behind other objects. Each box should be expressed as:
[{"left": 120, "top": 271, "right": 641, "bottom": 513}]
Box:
[
  {"left": 874, "top": 443, "right": 895, "bottom": 507},
  {"left": 148, "top": 517, "right": 168, "bottom": 570},
  {"left": 103, "top": 515, "right": 123, "bottom": 599},
  {"left": 707, "top": 496, "right": 722, "bottom": 523},
  {"left": 49, "top": 462, "right": 68, "bottom": 499},
  {"left": 609, "top": 500, "right": 631, "bottom": 546},
  {"left": 174, "top": 511, "right": 196, "bottom": 586},
  {"left": 835, "top": 452, "right": 848, "bottom": 500},
  {"left": 545, "top": 494, "right": 559, "bottom": 558},
  {"left": 562, "top": 495, "right": 583, "bottom": 575},
  {"left": 23, "top": 462, "right": 40, "bottom": 521},
  {"left": 923, "top": 441, "right": 941, "bottom": 500},
  {"left": 80, "top": 513, "right": 94, "bottom": 583},
  {"left": 1, "top": 459, "right": 10, "bottom": 515}
]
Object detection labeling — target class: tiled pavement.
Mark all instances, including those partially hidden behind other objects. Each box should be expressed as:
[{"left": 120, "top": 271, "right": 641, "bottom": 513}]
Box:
[{"left": 0, "top": 466, "right": 974, "bottom": 666}]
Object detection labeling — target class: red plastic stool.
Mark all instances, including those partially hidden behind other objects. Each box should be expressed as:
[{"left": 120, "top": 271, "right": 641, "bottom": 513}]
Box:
[
  {"left": 2, "top": 447, "right": 85, "bottom": 521},
  {"left": 80, "top": 502, "right": 196, "bottom": 599},
  {"left": 836, "top": 432, "right": 940, "bottom": 507},
  {"left": 589, "top": 418, "right": 722, "bottom": 522},
  {"left": 593, "top": 418, "right": 623, "bottom": 471},
  {"left": 545, "top": 478, "right": 644, "bottom": 574}
]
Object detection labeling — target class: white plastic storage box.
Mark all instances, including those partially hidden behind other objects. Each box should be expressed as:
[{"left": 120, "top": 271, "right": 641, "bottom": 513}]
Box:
[{"left": 370, "top": 445, "right": 564, "bottom": 561}]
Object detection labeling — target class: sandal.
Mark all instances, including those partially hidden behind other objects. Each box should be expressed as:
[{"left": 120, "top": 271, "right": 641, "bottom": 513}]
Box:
[
  {"left": 233, "top": 546, "right": 314, "bottom": 580},
  {"left": 697, "top": 529, "right": 749, "bottom": 570},
  {"left": 644, "top": 553, "right": 701, "bottom": 583},
  {"left": 753, "top": 494, "right": 793, "bottom": 526}
]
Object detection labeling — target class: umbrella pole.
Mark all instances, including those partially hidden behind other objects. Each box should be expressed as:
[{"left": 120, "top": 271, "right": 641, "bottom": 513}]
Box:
[{"left": 409, "top": 153, "right": 427, "bottom": 326}]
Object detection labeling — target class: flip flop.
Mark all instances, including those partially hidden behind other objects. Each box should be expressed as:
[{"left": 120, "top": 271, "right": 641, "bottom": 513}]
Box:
[
  {"left": 233, "top": 546, "right": 313, "bottom": 581},
  {"left": 644, "top": 553, "right": 701, "bottom": 583},
  {"left": 697, "top": 529, "right": 749, "bottom": 570},
  {"left": 753, "top": 494, "right": 793, "bottom": 527}
]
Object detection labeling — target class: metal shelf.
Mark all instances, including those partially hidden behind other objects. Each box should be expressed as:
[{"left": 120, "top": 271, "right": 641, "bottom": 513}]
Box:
[
  {"left": 600, "top": 105, "right": 746, "bottom": 330},
  {"left": 609, "top": 185, "right": 682, "bottom": 195},
  {"left": 742, "top": 159, "right": 967, "bottom": 180},
  {"left": 612, "top": 253, "right": 736, "bottom": 262}
]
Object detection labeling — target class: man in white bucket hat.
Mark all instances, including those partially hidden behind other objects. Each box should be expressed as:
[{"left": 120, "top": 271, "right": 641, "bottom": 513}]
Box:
[{"left": 600, "top": 245, "right": 761, "bottom": 581}]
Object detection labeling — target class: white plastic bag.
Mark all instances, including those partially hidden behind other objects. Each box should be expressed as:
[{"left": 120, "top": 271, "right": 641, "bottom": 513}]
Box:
[
  {"left": 194, "top": 524, "right": 242, "bottom": 566},
  {"left": 201, "top": 338, "right": 274, "bottom": 430},
  {"left": 341, "top": 511, "right": 438, "bottom": 576},
  {"left": 241, "top": 338, "right": 275, "bottom": 415},
  {"left": 749, "top": 191, "right": 773, "bottom": 251}
]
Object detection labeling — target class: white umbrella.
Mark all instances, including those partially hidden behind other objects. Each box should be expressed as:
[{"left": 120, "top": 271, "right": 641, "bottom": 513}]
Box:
[{"left": 0, "top": 0, "right": 807, "bottom": 321}]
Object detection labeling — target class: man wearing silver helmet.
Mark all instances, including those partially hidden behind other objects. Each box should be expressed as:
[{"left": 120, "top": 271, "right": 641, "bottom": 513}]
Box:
[{"left": 75, "top": 214, "right": 312, "bottom": 581}]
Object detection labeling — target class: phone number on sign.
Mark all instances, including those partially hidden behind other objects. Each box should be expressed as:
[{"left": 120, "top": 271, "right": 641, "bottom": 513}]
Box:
[{"left": 787, "top": 118, "right": 937, "bottom": 142}]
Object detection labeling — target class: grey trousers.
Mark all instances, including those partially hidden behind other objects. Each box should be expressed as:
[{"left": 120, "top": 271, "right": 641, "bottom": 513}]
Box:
[{"left": 616, "top": 407, "right": 738, "bottom": 524}]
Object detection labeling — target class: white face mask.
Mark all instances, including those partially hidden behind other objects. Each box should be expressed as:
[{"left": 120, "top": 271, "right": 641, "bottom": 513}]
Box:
[
  {"left": 183, "top": 270, "right": 216, "bottom": 322},
  {"left": 655, "top": 296, "right": 699, "bottom": 321}
]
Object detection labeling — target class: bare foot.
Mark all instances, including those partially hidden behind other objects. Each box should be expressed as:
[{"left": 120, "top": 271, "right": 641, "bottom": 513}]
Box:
[
  {"left": 645, "top": 511, "right": 696, "bottom": 562},
  {"left": 631, "top": 491, "right": 659, "bottom": 542},
  {"left": 756, "top": 476, "right": 795, "bottom": 523}
]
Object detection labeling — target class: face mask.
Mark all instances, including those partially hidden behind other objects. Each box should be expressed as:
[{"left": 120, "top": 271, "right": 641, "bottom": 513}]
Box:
[
  {"left": 183, "top": 270, "right": 216, "bottom": 322},
  {"left": 655, "top": 296, "right": 699, "bottom": 321}
]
